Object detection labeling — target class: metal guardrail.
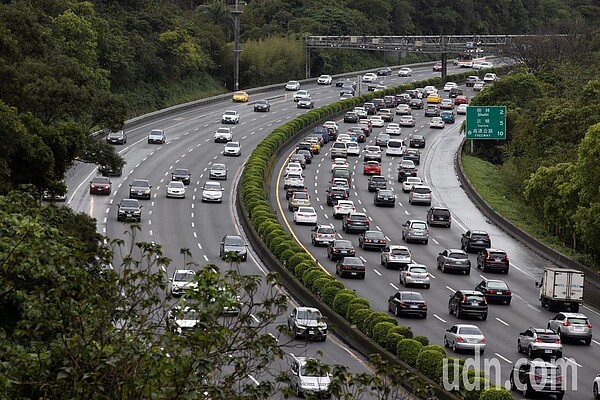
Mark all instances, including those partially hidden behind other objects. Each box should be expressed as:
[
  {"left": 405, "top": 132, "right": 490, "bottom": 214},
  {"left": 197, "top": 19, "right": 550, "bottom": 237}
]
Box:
[{"left": 454, "top": 141, "right": 600, "bottom": 308}]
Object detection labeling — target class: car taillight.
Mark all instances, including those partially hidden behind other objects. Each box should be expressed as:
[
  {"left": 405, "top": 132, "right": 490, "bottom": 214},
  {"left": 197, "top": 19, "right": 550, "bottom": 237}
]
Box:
[
  {"left": 503, "top": 257, "right": 509, "bottom": 263},
  {"left": 420, "top": 303, "right": 427, "bottom": 308},
  {"left": 399, "top": 301, "right": 407, "bottom": 307},
  {"left": 588, "top": 323, "right": 593, "bottom": 328},
  {"left": 405, "top": 272, "right": 411, "bottom": 276},
  {"left": 460, "top": 296, "right": 467, "bottom": 303},
  {"left": 556, "top": 375, "right": 563, "bottom": 382},
  {"left": 425, "top": 273, "right": 430, "bottom": 278},
  {"left": 503, "top": 290, "right": 512, "bottom": 295},
  {"left": 333, "top": 248, "right": 339, "bottom": 253},
  {"left": 555, "top": 339, "right": 561, "bottom": 344},
  {"left": 533, "top": 375, "right": 542, "bottom": 385},
  {"left": 456, "top": 336, "right": 464, "bottom": 342},
  {"left": 482, "top": 297, "right": 487, "bottom": 304},
  {"left": 562, "top": 322, "right": 572, "bottom": 327},
  {"left": 487, "top": 289, "right": 496, "bottom": 294},
  {"left": 534, "top": 338, "right": 542, "bottom": 343},
  {"left": 480, "top": 338, "right": 486, "bottom": 343}
]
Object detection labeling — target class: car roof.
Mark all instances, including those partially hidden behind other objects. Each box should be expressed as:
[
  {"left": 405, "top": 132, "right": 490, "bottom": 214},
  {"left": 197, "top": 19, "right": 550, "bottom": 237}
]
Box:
[
  {"left": 485, "top": 248, "right": 506, "bottom": 253},
  {"left": 531, "top": 328, "right": 555, "bottom": 334},
  {"left": 446, "top": 248, "right": 465, "bottom": 253},
  {"left": 407, "top": 219, "right": 427, "bottom": 224},
  {"left": 430, "top": 206, "right": 449, "bottom": 211},
  {"left": 471, "top": 230, "right": 489, "bottom": 235},
  {"left": 458, "top": 290, "right": 484, "bottom": 295},
  {"left": 453, "top": 324, "right": 480, "bottom": 329},
  {"left": 295, "top": 306, "right": 320, "bottom": 312},
  {"left": 558, "top": 312, "right": 588, "bottom": 318}
]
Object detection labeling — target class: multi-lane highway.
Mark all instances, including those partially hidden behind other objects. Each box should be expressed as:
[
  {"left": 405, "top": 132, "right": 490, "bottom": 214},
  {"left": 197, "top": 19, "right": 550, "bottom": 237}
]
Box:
[
  {"left": 64, "top": 67, "right": 445, "bottom": 397},
  {"left": 270, "top": 79, "right": 600, "bottom": 398}
]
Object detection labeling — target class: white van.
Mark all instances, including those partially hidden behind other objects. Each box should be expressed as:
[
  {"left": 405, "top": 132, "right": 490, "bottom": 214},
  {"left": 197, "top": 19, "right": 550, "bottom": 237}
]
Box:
[{"left": 386, "top": 139, "right": 406, "bottom": 156}]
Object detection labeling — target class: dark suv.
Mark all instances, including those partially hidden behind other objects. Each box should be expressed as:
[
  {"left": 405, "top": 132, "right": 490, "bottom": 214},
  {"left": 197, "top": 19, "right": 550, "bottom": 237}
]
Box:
[
  {"left": 367, "top": 175, "right": 387, "bottom": 192},
  {"left": 409, "top": 134, "right": 425, "bottom": 148},
  {"left": 326, "top": 188, "right": 348, "bottom": 206},
  {"left": 448, "top": 290, "right": 488, "bottom": 320},
  {"left": 117, "top": 199, "right": 142, "bottom": 222},
  {"left": 327, "top": 239, "right": 355, "bottom": 261},
  {"left": 461, "top": 230, "right": 492, "bottom": 253},
  {"left": 342, "top": 212, "right": 370, "bottom": 233},
  {"left": 171, "top": 168, "right": 191, "bottom": 185},
  {"left": 476, "top": 248, "right": 509, "bottom": 273},
  {"left": 427, "top": 207, "right": 451, "bottom": 227}
]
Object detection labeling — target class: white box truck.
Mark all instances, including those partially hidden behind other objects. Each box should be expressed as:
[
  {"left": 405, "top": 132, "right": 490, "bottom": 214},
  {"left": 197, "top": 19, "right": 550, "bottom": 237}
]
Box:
[{"left": 536, "top": 267, "right": 585, "bottom": 312}]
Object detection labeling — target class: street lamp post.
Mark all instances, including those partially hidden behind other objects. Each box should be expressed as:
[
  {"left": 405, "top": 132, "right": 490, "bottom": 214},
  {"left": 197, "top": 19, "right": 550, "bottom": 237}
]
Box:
[{"left": 232, "top": 0, "right": 242, "bottom": 91}]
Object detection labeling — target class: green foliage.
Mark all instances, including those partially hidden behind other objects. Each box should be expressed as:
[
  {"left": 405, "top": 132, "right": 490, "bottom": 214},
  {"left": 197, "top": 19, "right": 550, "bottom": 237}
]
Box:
[
  {"left": 422, "top": 345, "right": 447, "bottom": 357},
  {"left": 331, "top": 291, "right": 357, "bottom": 317},
  {"left": 294, "top": 262, "right": 314, "bottom": 278},
  {"left": 396, "top": 339, "right": 423, "bottom": 367},
  {"left": 362, "top": 312, "right": 396, "bottom": 336},
  {"left": 415, "top": 350, "right": 444, "bottom": 383},
  {"left": 279, "top": 249, "right": 297, "bottom": 265},
  {"left": 344, "top": 298, "right": 370, "bottom": 320},
  {"left": 413, "top": 335, "right": 430, "bottom": 346},
  {"left": 312, "top": 276, "right": 335, "bottom": 296},
  {"left": 303, "top": 269, "right": 327, "bottom": 289},
  {"left": 287, "top": 253, "right": 312, "bottom": 270},
  {"left": 372, "top": 322, "right": 397, "bottom": 346},
  {"left": 464, "top": 376, "right": 490, "bottom": 400},
  {"left": 479, "top": 386, "right": 514, "bottom": 400},
  {"left": 385, "top": 333, "right": 405, "bottom": 354},
  {"left": 320, "top": 285, "right": 343, "bottom": 306},
  {"left": 389, "top": 325, "right": 413, "bottom": 339},
  {"left": 349, "top": 308, "right": 372, "bottom": 329}
]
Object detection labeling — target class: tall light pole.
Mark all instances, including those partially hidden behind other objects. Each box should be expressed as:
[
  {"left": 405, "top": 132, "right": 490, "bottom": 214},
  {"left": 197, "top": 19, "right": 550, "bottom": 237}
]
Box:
[{"left": 232, "top": 0, "right": 242, "bottom": 91}]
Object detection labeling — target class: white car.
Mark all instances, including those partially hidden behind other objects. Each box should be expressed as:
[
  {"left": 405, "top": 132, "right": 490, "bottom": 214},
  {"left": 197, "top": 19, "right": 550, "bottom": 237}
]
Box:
[
  {"left": 593, "top": 374, "right": 600, "bottom": 399},
  {"left": 336, "top": 133, "right": 353, "bottom": 143},
  {"left": 331, "top": 158, "right": 349, "bottom": 171},
  {"left": 444, "top": 324, "right": 486, "bottom": 354},
  {"left": 369, "top": 115, "right": 385, "bottom": 127},
  {"left": 209, "top": 163, "right": 228, "bottom": 180},
  {"left": 354, "top": 107, "right": 367, "bottom": 118},
  {"left": 294, "top": 206, "right": 318, "bottom": 225},
  {"left": 402, "top": 176, "right": 423, "bottom": 192},
  {"left": 293, "top": 90, "right": 309, "bottom": 101},
  {"left": 400, "top": 263, "right": 431, "bottom": 288},
  {"left": 429, "top": 117, "right": 445, "bottom": 129},
  {"left": 286, "top": 80, "right": 300, "bottom": 91},
  {"left": 385, "top": 123, "right": 401, "bottom": 136},
  {"left": 398, "top": 115, "right": 416, "bottom": 127},
  {"left": 289, "top": 355, "right": 331, "bottom": 398},
  {"left": 443, "top": 82, "right": 458, "bottom": 91},
  {"left": 346, "top": 142, "right": 360, "bottom": 156},
  {"left": 362, "top": 72, "right": 378, "bottom": 82},
  {"left": 386, "top": 139, "right": 406, "bottom": 156},
  {"left": 214, "top": 127, "right": 233, "bottom": 142},
  {"left": 483, "top": 73, "right": 497, "bottom": 83},
  {"left": 286, "top": 162, "right": 303, "bottom": 175},
  {"left": 333, "top": 200, "right": 356, "bottom": 219},
  {"left": 323, "top": 121, "right": 339, "bottom": 132},
  {"left": 395, "top": 104, "right": 411, "bottom": 115},
  {"left": 474, "top": 81, "right": 486, "bottom": 91},
  {"left": 201, "top": 181, "right": 224, "bottom": 203},
  {"left": 398, "top": 67, "right": 412, "bottom": 77},
  {"left": 317, "top": 75, "right": 332, "bottom": 85},
  {"left": 473, "top": 61, "right": 494, "bottom": 70},
  {"left": 423, "top": 85, "right": 437, "bottom": 95},
  {"left": 166, "top": 181, "right": 186, "bottom": 198},
  {"left": 169, "top": 269, "right": 197, "bottom": 297},
  {"left": 440, "top": 99, "right": 454, "bottom": 109},
  {"left": 221, "top": 110, "right": 239, "bottom": 124},
  {"left": 364, "top": 145, "right": 382, "bottom": 161},
  {"left": 284, "top": 173, "right": 304, "bottom": 189},
  {"left": 223, "top": 141, "right": 241, "bottom": 156},
  {"left": 457, "top": 104, "right": 468, "bottom": 115},
  {"left": 380, "top": 245, "right": 412, "bottom": 269},
  {"left": 168, "top": 306, "right": 199, "bottom": 334}
]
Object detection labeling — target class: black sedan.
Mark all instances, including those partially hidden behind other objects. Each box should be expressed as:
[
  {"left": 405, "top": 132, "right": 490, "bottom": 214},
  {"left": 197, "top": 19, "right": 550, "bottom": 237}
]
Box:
[
  {"left": 374, "top": 189, "right": 395, "bottom": 207},
  {"left": 344, "top": 112, "right": 359, "bottom": 123},
  {"left": 377, "top": 67, "right": 392, "bottom": 76},
  {"left": 474, "top": 279, "right": 512, "bottom": 304},
  {"left": 335, "top": 257, "right": 366, "bottom": 279},
  {"left": 171, "top": 168, "right": 191, "bottom": 185},
  {"left": 253, "top": 99, "right": 271, "bottom": 112},
  {"left": 403, "top": 149, "right": 421, "bottom": 165},
  {"left": 327, "top": 239, "right": 355, "bottom": 261},
  {"left": 388, "top": 291, "right": 427, "bottom": 318},
  {"left": 409, "top": 134, "right": 426, "bottom": 148},
  {"left": 358, "top": 230, "right": 387, "bottom": 251}
]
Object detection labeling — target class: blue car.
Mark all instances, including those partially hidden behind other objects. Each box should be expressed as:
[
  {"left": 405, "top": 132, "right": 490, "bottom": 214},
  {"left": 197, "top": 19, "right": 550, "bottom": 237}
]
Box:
[{"left": 441, "top": 111, "right": 456, "bottom": 124}]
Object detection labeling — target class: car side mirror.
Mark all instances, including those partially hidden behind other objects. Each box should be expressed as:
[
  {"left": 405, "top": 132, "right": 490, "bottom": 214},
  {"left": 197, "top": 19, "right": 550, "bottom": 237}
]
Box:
[
  {"left": 446, "top": 328, "right": 451, "bottom": 332},
  {"left": 535, "top": 281, "right": 541, "bottom": 287},
  {"left": 519, "top": 332, "right": 525, "bottom": 336},
  {"left": 149, "top": 185, "right": 153, "bottom": 188},
  {"left": 169, "top": 278, "right": 173, "bottom": 282},
  {"left": 439, "top": 252, "right": 443, "bottom": 256}
]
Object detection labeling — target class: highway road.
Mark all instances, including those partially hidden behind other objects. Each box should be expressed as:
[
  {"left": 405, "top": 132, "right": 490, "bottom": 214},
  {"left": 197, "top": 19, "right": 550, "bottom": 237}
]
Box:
[
  {"left": 63, "top": 66, "right": 446, "bottom": 397},
  {"left": 270, "top": 79, "right": 600, "bottom": 398}
]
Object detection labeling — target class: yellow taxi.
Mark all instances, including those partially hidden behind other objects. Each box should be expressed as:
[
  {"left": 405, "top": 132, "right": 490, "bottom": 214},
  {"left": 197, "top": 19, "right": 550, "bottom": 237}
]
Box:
[
  {"left": 426, "top": 93, "right": 442, "bottom": 104},
  {"left": 304, "top": 137, "right": 321, "bottom": 154},
  {"left": 232, "top": 91, "right": 249, "bottom": 102}
]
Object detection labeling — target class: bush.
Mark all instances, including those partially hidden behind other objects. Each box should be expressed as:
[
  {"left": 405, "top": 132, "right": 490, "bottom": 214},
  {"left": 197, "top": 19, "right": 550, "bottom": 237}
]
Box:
[
  {"left": 279, "top": 249, "right": 296, "bottom": 265},
  {"left": 413, "top": 335, "right": 429, "bottom": 346},
  {"left": 264, "top": 229, "right": 287, "bottom": 245},
  {"left": 258, "top": 221, "right": 278, "bottom": 238},
  {"left": 294, "top": 262, "right": 314, "bottom": 278},
  {"left": 320, "top": 285, "right": 343, "bottom": 306},
  {"left": 422, "top": 344, "right": 447, "bottom": 357},
  {"left": 331, "top": 291, "right": 357, "bottom": 317},
  {"left": 349, "top": 308, "right": 372, "bottom": 329},
  {"left": 389, "top": 325, "right": 413, "bottom": 339},
  {"left": 301, "top": 268, "right": 322, "bottom": 285},
  {"left": 385, "top": 333, "right": 405, "bottom": 354},
  {"left": 415, "top": 350, "right": 444, "bottom": 383},
  {"left": 396, "top": 339, "right": 423, "bottom": 367},
  {"left": 269, "top": 237, "right": 286, "bottom": 253},
  {"left": 303, "top": 269, "right": 327, "bottom": 289},
  {"left": 372, "top": 322, "right": 397, "bottom": 346},
  {"left": 464, "top": 376, "right": 490, "bottom": 400},
  {"left": 362, "top": 312, "right": 396, "bottom": 336},
  {"left": 312, "top": 276, "right": 335, "bottom": 296},
  {"left": 345, "top": 301, "right": 370, "bottom": 321},
  {"left": 288, "top": 253, "right": 312, "bottom": 270},
  {"left": 479, "top": 386, "right": 513, "bottom": 400}
]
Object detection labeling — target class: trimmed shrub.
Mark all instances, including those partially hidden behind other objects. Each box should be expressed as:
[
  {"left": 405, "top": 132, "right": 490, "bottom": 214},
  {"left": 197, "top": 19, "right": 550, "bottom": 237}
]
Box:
[
  {"left": 415, "top": 350, "right": 444, "bottom": 383},
  {"left": 288, "top": 253, "right": 312, "bottom": 270},
  {"left": 413, "top": 335, "right": 429, "bottom": 346},
  {"left": 320, "top": 285, "right": 343, "bottom": 306},
  {"left": 363, "top": 312, "right": 396, "bottom": 336},
  {"left": 258, "top": 221, "right": 279, "bottom": 238},
  {"left": 294, "top": 262, "right": 314, "bottom": 278},
  {"left": 464, "top": 377, "right": 490, "bottom": 400},
  {"left": 349, "top": 308, "right": 372, "bottom": 328},
  {"left": 300, "top": 267, "right": 321, "bottom": 285},
  {"left": 279, "top": 249, "right": 296, "bottom": 265},
  {"left": 345, "top": 300, "right": 370, "bottom": 321},
  {"left": 273, "top": 241, "right": 294, "bottom": 258},
  {"left": 332, "top": 291, "right": 357, "bottom": 316},
  {"left": 479, "top": 386, "right": 513, "bottom": 400},
  {"left": 385, "top": 332, "right": 405, "bottom": 354},
  {"left": 312, "top": 276, "right": 335, "bottom": 296},
  {"left": 264, "top": 229, "right": 287, "bottom": 245},
  {"left": 372, "top": 322, "right": 397, "bottom": 346},
  {"left": 389, "top": 325, "right": 413, "bottom": 339},
  {"left": 323, "top": 279, "right": 344, "bottom": 291},
  {"left": 303, "top": 269, "right": 327, "bottom": 288},
  {"left": 396, "top": 339, "right": 423, "bottom": 367},
  {"left": 268, "top": 236, "right": 286, "bottom": 252},
  {"left": 422, "top": 344, "right": 447, "bottom": 357}
]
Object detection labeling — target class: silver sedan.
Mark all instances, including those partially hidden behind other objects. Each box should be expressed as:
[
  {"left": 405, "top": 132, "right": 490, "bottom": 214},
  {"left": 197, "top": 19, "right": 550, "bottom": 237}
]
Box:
[
  {"left": 444, "top": 324, "right": 486, "bottom": 354},
  {"left": 399, "top": 263, "right": 431, "bottom": 289}
]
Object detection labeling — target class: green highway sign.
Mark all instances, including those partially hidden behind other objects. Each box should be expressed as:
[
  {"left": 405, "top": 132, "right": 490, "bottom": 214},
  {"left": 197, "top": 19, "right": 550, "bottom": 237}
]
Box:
[{"left": 466, "top": 106, "right": 506, "bottom": 140}]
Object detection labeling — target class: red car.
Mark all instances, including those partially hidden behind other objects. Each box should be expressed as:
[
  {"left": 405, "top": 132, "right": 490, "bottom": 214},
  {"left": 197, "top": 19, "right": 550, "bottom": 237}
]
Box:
[
  {"left": 89, "top": 177, "right": 112, "bottom": 195},
  {"left": 363, "top": 161, "right": 382, "bottom": 175},
  {"left": 454, "top": 95, "right": 469, "bottom": 105},
  {"left": 433, "top": 63, "right": 442, "bottom": 72}
]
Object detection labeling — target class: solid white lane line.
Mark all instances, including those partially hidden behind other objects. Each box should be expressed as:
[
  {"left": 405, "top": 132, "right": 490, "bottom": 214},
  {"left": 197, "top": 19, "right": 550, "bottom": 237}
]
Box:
[
  {"left": 494, "top": 353, "right": 513, "bottom": 363},
  {"left": 433, "top": 314, "right": 446, "bottom": 323},
  {"left": 496, "top": 318, "right": 509, "bottom": 326},
  {"left": 446, "top": 286, "right": 455, "bottom": 292}
]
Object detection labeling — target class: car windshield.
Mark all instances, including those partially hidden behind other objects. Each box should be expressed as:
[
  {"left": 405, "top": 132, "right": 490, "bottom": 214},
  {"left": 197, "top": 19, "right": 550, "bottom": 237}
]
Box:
[
  {"left": 344, "top": 258, "right": 363, "bottom": 266},
  {"left": 109, "top": 131, "right": 123, "bottom": 137},
  {"left": 371, "top": 177, "right": 385, "bottom": 182},
  {"left": 318, "top": 227, "right": 335, "bottom": 234},
  {"left": 350, "top": 215, "right": 367, "bottom": 221},
  {"left": 488, "top": 251, "right": 506, "bottom": 258},
  {"left": 378, "top": 190, "right": 393, "bottom": 196},
  {"left": 413, "top": 187, "right": 431, "bottom": 194},
  {"left": 212, "top": 164, "right": 225, "bottom": 171},
  {"left": 225, "top": 142, "right": 239, "bottom": 148},
  {"left": 465, "top": 294, "right": 485, "bottom": 302},
  {"left": 169, "top": 181, "right": 184, "bottom": 188},
  {"left": 472, "top": 234, "right": 489, "bottom": 240},
  {"left": 567, "top": 317, "right": 589, "bottom": 324},
  {"left": 297, "top": 207, "right": 314, "bottom": 213},
  {"left": 204, "top": 182, "right": 221, "bottom": 190},
  {"left": 410, "top": 266, "right": 427, "bottom": 273},
  {"left": 120, "top": 200, "right": 139, "bottom": 207},
  {"left": 433, "top": 209, "right": 450, "bottom": 216},
  {"left": 450, "top": 252, "right": 468, "bottom": 259},
  {"left": 150, "top": 130, "right": 163, "bottom": 135},
  {"left": 388, "top": 141, "right": 403, "bottom": 148},
  {"left": 300, "top": 364, "right": 327, "bottom": 377},
  {"left": 173, "top": 169, "right": 189, "bottom": 175},
  {"left": 367, "top": 231, "right": 385, "bottom": 239},
  {"left": 458, "top": 327, "right": 482, "bottom": 335},
  {"left": 91, "top": 177, "right": 109, "bottom": 184},
  {"left": 294, "top": 192, "right": 308, "bottom": 199},
  {"left": 401, "top": 293, "right": 423, "bottom": 301},
  {"left": 406, "top": 178, "right": 421, "bottom": 183},
  {"left": 411, "top": 222, "right": 427, "bottom": 230},
  {"left": 174, "top": 271, "right": 195, "bottom": 282},
  {"left": 132, "top": 180, "right": 149, "bottom": 187},
  {"left": 216, "top": 128, "right": 230, "bottom": 134},
  {"left": 487, "top": 281, "right": 508, "bottom": 290},
  {"left": 296, "top": 309, "right": 321, "bottom": 320},
  {"left": 224, "top": 111, "right": 236, "bottom": 116},
  {"left": 335, "top": 240, "right": 353, "bottom": 249},
  {"left": 391, "top": 248, "right": 409, "bottom": 256},
  {"left": 225, "top": 237, "right": 245, "bottom": 246}
]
